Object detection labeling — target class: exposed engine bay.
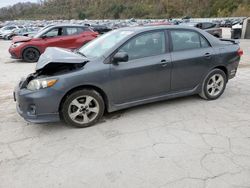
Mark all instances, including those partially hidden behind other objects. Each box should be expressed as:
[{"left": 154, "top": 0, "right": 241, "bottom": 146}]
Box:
[{"left": 20, "top": 62, "right": 88, "bottom": 89}]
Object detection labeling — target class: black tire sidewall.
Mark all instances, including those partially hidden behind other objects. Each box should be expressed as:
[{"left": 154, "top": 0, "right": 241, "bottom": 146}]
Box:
[
  {"left": 61, "top": 89, "right": 105, "bottom": 128},
  {"left": 203, "top": 69, "right": 227, "bottom": 100},
  {"left": 23, "top": 48, "right": 40, "bottom": 62}
]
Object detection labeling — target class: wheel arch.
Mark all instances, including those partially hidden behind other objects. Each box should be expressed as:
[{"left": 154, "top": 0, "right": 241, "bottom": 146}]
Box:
[
  {"left": 59, "top": 85, "right": 109, "bottom": 113},
  {"left": 200, "top": 65, "right": 228, "bottom": 94},
  {"left": 213, "top": 65, "right": 228, "bottom": 81},
  {"left": 21, "top": 46, "right": 41, "bottom": 59}
]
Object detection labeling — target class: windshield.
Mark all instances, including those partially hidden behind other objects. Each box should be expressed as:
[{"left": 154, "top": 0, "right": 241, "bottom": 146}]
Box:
[
  {"left": 33, "top": 26, "right": 54, "bottom": 38},
  {"left": 33, "top": 28, "right": 48, "bottom": 38},
  {"left": 78, "top": 29, "right": 134, "bottom": 58}
]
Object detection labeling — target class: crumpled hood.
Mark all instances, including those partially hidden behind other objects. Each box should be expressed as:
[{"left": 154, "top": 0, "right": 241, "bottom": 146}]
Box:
[
  {"left": 36, "top": 47, "right": 88, "bottom": 71},
  {"left": 12, "top": 36, "right": 32, "bottom": 43}
]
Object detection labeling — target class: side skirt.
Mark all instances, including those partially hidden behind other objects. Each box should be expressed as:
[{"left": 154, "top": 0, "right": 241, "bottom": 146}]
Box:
[{"left": 108, "top": 85, "right": 201, "bottom": 112}]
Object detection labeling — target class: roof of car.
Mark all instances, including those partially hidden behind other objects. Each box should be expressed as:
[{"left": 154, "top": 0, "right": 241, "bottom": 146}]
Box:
[
  {"left": 119, "top": 25, "right": 202, "bottom": 32},
  {"left": 116, "top": 25, "right": 222, "bottom": 46},
  {"left": 50, "top": 24, "right": 87, "bottom": 28}
]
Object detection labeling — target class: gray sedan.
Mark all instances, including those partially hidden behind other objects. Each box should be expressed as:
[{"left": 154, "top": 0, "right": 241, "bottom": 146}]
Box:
[{"left": 14, "top": 26, "right": 242, "bottom": 127}]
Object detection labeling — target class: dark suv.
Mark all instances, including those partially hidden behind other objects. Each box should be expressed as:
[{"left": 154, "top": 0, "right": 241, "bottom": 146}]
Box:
[{"left": 180, "top": 22, "right": 222, "bottom": 38}]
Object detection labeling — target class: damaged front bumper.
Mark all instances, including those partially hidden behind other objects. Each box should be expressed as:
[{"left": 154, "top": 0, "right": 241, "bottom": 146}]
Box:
[
  {"left": 14, "top": 78, "right": 61, "bottom": 123},
  {"left": 13, "top": 47, "right": 90, "bottom": 123}
]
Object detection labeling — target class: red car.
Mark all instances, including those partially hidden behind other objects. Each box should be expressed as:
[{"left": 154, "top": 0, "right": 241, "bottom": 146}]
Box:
[{"left": 9, "top": 24, "right": 98, "bottom": 62}]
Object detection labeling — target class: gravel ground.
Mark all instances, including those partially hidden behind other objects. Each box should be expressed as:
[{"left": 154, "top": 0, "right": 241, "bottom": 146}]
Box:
[{"left": 0, "top": 28, "right": 250, "bottom": 188}]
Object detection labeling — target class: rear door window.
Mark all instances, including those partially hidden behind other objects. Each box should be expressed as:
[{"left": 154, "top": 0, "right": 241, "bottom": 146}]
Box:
[
  {"left": 65, "top": 27, "right": 89, "bottom": 36},
  {"left": 170, "top": 30, "right": 210, "bottom": 52},
  {"left": 66, "top": 27, "right": 78, "bottom": 35},
  {"left": 200, "top": 36, "right": 210, "bottom": 48}
]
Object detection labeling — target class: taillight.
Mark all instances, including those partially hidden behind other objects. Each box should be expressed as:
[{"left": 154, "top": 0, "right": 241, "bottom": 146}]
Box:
[{"left": 237, "top": 48, "right": 243, "bottom": 56}]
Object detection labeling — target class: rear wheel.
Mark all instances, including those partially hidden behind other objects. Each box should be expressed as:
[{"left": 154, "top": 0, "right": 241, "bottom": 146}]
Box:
[
  {"left": 199, "top": 69, "right": 227, "bottom": 100},
  {"left": 61, "top": 89, "right": 105, "bottom": 128},
  {"left": 23, "top": 48, "right": 40, "bottom": 62}
]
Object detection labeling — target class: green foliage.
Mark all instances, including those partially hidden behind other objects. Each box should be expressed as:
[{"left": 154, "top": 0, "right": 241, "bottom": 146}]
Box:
[
  {"left": 78, "top": 12, "right": 86, "bottom": 19},
  {"left": 0, "top": 0, "right": 249, "bottom": 20}
]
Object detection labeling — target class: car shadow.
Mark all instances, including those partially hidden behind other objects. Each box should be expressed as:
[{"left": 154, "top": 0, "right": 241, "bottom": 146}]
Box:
[
  {"left": 4, "top": 59, "right": 37, "bottom": 64},
  {"left": 102, "top": 94, "right": 201, "bottom": 122},
  {"left": 28, "top": 94, "right": 202, "bottom": 131}
]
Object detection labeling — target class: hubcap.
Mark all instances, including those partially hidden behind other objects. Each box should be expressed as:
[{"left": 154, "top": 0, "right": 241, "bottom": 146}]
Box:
[
  {"left": 68, "top": 95, "right": 99, "bottom": 124},
  {"left": 26, "top": 50, "right": 35, "bottom": 60},
  {"left": 207, "top": 74, "right": 224, "bottom": 97}
]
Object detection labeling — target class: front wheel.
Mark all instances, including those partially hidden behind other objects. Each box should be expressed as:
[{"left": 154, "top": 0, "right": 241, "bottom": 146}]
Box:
[
  {"left": 23, "top": 48, "right": 40, "bottom": 62},
  {"left": 199, "top": 69, "right": 227, "bottom": 100},
  {"left": 61, "top": 89, "right": 105, "bottom": 128}
]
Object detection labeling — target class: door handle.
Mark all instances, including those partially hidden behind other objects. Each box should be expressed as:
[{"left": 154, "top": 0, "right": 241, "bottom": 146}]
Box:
[
  {"left": 204, "top": 53, "right": 211, "bottom": 59},
  {"left": 161, "top": 59, "right": 170, "bottom": 67}
]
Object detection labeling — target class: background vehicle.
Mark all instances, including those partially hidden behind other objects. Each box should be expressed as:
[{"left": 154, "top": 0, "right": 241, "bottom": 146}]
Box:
[
  {"left": 144, "top": 21, "right": 172, "bottom": 26},
  {"left": 180, "top": 22, "right": 222, "bottom": 38},
  {"left": 3, "top": 27, "right": 40, "bottom": 40},
  {"left": 9, "top": 24, "right": 98, "bottom": 62},
  {"left": 0, "top": 25, "right": 24, "bottom": 39},
  {"left": 86, "top": 24, "right": 112, "bottom": 34},
  {"left": 231, "top": 19, "right": 245, "bottom": 39},
  {"left": 14, "top": 26, "right": 242, "bottom": 127}
]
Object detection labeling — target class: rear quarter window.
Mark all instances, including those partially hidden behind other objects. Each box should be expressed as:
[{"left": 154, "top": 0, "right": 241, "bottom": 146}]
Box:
[{"left": 77, "top": 27, "right": 91, "bottom": 34}]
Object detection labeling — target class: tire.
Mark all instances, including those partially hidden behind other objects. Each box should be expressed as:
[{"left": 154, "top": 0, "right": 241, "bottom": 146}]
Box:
[
  {"left": 23, "top": 48, "right": 40, "bottom": 62},
  {"left": 199, "top": 69, "right": 227, "bottom": 100},
  {"left": 7, "top": 35, "right": 13, "bottom": 40},
  {"left": 61, "top": 89, "right": 105, "bottom": 128}
]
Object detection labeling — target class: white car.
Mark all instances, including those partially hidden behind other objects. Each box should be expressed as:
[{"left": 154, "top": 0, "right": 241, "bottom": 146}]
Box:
[
  {"left": 232, "top": 22, "right": 243, "bottom": 29},
  {"left": 0, "top": 25, "right": 24, "bottom": 39}
]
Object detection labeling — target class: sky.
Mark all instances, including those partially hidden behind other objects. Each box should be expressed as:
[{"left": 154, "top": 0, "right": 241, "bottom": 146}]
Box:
[{"left": 0, "top": 0, "right": 37, "bottom": 8}]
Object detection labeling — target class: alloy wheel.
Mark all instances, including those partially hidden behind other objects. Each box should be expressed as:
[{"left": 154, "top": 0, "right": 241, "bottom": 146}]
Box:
[
  {"left": 206, "top": 74, "right": 224, "bottom": 97},
  {"left": 68, "top": 95, "right": 100, "bottom": 125}
]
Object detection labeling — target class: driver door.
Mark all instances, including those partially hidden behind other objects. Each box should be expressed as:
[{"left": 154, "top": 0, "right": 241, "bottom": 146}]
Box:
[
  {"left": 41, "top": 27, "right": 65, "bottom": 48},
  {"left": 110, "top": 31, "right": 172, "bottom": 105}
]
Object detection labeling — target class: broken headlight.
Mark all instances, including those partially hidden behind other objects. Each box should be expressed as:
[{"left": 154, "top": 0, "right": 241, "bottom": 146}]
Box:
[{"left": 27, "top": 79, "right": 58, "bottom": 91}]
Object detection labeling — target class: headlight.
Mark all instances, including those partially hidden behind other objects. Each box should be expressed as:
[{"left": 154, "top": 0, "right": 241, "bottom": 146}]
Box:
[
  {"left": 27, "top": 79, "right": 58, "bottom": 91},
  {"left": 12, "top": 42, "right": 24, "bottom": 48}
]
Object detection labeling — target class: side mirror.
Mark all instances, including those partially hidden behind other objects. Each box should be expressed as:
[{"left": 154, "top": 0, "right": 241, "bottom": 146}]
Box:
[
  {"left": 41, "top": 35, "right": 47, "bottom": 39},
  {"left": 113, "top": 52, "right": 129, "bottom": 63}
]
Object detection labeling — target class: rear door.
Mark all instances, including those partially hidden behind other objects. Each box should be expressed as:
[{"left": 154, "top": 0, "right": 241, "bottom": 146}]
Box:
[
  {"left": 62, "top": 27, "right": 81, "bottom": 49},
  {"left": 169, "top": 29, "right": 214, "bottom": 92},
  {"left": 63, "top": 27, "right": 95, "bottom": 49}
]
